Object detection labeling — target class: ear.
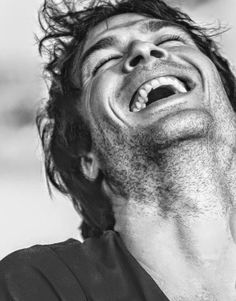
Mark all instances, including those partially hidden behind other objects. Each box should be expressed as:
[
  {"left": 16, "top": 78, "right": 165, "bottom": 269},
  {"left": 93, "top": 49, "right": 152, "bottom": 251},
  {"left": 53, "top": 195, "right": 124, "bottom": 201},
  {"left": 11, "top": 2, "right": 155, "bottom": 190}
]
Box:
[{"left": 80, "top": 152, "right": 100, "bottom": 181}]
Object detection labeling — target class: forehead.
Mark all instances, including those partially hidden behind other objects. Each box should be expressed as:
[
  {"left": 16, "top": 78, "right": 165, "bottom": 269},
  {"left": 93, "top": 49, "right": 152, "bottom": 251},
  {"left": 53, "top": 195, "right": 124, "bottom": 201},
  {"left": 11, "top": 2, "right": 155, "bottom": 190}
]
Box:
[{"left": 83, "top": 13, "right": 158, "bottom": 52}]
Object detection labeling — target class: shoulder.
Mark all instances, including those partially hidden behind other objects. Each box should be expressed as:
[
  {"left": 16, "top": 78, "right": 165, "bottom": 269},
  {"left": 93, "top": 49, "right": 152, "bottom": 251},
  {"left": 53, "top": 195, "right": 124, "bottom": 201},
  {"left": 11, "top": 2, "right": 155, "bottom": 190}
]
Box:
[
  {"left": 0, "top": 239, "right": 86, "bottom": 301},
  {"left": 0, "top": 238, "right": 81, "bottom": 274},
  {"left": 0, "top": 231, "right": 120, "bottom": 279},
  {"left": 0, "top": 232, "right": 161, "bottom": 300}
]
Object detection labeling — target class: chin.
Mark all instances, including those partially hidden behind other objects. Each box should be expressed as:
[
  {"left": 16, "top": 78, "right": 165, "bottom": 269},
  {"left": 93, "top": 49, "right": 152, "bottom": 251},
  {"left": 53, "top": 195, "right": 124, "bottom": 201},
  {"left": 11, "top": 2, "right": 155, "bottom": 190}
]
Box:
[{"left": 135, "top": 108, "right": 214, "bottom": 151}]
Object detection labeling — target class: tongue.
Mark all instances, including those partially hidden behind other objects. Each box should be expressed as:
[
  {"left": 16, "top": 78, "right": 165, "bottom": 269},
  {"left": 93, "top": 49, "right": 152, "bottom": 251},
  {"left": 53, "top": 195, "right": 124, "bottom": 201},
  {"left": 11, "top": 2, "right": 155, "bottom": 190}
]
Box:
[{"left": 147, "top": 85, "right": 176, "bottom": 105}]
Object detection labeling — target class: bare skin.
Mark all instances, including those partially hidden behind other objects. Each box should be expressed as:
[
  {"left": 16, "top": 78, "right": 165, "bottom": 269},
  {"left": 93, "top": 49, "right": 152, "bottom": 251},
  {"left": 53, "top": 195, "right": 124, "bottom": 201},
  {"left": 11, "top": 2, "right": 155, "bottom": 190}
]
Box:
[{"left": 80, "top": 13, "right": 236, "bottom": 300}]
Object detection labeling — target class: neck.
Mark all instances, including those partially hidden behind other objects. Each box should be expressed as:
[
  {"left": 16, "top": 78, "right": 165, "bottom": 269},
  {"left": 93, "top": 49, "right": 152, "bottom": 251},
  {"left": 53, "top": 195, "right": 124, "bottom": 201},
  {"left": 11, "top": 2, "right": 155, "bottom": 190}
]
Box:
[{"left": 114, "top": 138, "right": 236, "bottom": 300}]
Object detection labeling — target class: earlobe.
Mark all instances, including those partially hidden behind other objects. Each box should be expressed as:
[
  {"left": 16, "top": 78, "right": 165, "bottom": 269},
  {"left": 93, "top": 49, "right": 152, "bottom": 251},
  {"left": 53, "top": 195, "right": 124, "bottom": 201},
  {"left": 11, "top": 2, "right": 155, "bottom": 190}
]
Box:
[{"left": 81, "top": 152, "right": 100, "bottom": 181}]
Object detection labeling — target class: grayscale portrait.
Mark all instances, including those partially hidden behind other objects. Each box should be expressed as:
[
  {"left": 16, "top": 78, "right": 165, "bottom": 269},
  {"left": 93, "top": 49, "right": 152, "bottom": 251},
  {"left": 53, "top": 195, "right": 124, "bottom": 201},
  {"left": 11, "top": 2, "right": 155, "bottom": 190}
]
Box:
[{"left": 1, "top": 0, "right": 236, "bottom": 300}]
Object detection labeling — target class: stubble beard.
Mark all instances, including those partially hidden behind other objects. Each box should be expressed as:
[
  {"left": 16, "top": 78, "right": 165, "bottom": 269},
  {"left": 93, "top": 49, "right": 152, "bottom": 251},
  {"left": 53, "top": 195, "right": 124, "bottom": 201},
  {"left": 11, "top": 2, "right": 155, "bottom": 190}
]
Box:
[{"left": 93, "top": 108, "right": 225, "bottom": 218}]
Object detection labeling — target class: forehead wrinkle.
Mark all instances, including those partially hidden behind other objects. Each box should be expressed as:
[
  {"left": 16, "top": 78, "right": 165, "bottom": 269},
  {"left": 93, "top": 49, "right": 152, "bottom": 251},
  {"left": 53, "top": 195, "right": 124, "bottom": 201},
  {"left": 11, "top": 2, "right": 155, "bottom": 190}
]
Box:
[
  {"left": 85, "top": 17, "right": 146, "bottom": 49},
  {"left": 100, "top": 17, "right": 148, "bottom": 34}
]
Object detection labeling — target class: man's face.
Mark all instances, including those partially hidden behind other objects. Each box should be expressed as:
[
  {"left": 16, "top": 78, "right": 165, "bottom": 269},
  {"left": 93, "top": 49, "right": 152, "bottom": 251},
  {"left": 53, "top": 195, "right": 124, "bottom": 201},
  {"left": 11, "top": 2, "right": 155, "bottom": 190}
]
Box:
[
  {"left": 80, "top": 13, "right": 236, "bottom": 199},
  {"left": 81, "top": 14, "right": 205, "bottom": 126}
]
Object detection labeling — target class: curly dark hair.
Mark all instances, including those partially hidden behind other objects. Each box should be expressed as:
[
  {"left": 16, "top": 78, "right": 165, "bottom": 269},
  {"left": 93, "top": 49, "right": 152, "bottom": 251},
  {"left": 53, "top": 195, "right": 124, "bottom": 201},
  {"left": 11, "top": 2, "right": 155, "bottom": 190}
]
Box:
[{"left": 37, "top": 0, "right": 236, "bottom": 239}]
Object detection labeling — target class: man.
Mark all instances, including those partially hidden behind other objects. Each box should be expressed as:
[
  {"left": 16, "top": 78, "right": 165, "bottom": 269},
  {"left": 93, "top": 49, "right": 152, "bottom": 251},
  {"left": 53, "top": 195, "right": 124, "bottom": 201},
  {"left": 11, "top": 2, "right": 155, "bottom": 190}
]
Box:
[{"left": 1, "top": 0, "right": 236, "bottom": 300}]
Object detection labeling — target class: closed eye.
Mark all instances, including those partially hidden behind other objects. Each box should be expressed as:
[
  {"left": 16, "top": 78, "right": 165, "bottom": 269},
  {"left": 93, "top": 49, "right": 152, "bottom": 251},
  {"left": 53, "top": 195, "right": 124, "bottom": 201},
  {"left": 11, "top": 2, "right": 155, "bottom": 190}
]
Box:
[
  {"left": 93, "top": 55, "right": 122, "bottom": 76},
  {"left": 157, "top": 34, "right": 185, "bottom": 46}
]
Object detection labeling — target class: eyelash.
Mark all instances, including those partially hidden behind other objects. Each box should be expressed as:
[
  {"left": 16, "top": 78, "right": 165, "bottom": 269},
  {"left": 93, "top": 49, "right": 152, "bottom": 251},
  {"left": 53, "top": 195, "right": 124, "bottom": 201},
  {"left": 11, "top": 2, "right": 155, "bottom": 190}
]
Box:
[
  {"left": 157, "top": 34, "right": 185, "bottom": 45},
  {"left": 93, "top": 55, "right": 122, "bottom": 76}
]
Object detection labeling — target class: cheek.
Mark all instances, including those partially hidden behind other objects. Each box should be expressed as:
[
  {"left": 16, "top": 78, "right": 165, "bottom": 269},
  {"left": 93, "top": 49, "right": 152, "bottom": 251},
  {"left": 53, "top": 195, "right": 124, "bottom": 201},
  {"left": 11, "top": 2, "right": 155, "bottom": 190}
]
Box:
[
  {"left": 85, "top": 75, "right": 108, "bottom": 117},
  {"left": 89, "top": 70, "right": 122, "bottom": 119},
  {"left": 89, "top": 80, "right": 110, "bottom": 124},
  {"left": 172, "top": 46, "right": 212, "bottom": 68},
  {"left": 174, "top": 46, "right": 226, "bottom": 91},
  {"left": 85, "top": 74, "right": 119, "bottom": 136}
]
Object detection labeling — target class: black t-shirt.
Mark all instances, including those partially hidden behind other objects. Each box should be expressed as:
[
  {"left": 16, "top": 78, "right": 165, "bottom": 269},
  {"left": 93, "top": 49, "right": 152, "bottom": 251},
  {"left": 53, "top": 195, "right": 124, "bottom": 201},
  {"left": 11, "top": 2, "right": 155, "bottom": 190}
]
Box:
[{"left": 0, "top": 231, "right": 169, "bottom": 300}]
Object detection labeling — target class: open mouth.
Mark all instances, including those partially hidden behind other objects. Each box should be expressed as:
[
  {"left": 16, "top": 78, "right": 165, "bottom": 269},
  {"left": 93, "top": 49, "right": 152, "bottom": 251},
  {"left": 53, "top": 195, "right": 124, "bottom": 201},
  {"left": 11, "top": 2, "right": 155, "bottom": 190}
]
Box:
[{"left": 129, "top": 76, "right": 191, "bottom": 112}]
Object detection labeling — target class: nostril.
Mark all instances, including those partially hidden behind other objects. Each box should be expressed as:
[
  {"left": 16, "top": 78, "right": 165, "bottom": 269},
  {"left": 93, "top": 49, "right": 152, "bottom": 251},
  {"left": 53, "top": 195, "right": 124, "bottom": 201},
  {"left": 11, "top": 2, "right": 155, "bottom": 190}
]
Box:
[
  {"left": 151, "top": 49, "right": 164, "bottom": 58},
  {"left": 130, "top": 55, "right": 142, "bottom": 67}
]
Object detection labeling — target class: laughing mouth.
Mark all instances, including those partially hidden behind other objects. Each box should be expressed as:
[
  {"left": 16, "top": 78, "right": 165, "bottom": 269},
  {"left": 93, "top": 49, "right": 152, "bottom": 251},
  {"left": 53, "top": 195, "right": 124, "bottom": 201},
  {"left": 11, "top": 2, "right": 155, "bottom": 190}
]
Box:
[{"left": 130, "top": 76, "right": 191, "bottom": 112}]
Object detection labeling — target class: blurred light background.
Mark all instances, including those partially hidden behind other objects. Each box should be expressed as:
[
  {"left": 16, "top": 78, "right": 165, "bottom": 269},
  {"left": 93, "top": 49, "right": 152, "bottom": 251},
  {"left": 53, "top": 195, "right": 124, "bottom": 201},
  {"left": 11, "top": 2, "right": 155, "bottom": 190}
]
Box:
[{"left": 0, "top": 0, "right": 236, "bottom": 260}]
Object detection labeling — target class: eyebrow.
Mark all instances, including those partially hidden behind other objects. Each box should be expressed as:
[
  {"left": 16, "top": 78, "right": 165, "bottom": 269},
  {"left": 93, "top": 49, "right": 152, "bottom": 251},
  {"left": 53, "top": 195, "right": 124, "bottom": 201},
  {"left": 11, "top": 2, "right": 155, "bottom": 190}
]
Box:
[
  {"left": 81, "top": 20, "right": 183, "bottom": 69},
  {"left": 140, "top": 19, "right": 180, "bottom": 33}
]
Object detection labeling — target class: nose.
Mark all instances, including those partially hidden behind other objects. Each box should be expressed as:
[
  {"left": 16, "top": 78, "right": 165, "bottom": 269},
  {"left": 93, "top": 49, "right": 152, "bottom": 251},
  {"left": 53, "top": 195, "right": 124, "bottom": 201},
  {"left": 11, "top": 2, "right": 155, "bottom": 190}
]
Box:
[{"left": 123, "top": 40, "right": 169, "bottom": 73}]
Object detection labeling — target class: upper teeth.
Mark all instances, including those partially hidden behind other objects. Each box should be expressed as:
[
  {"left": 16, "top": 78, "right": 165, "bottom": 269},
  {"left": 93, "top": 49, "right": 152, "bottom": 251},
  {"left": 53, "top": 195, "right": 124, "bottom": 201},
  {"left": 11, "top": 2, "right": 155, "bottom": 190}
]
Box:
[{"left": 131, "top": 76, "right": 187, "bottom": 112}]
